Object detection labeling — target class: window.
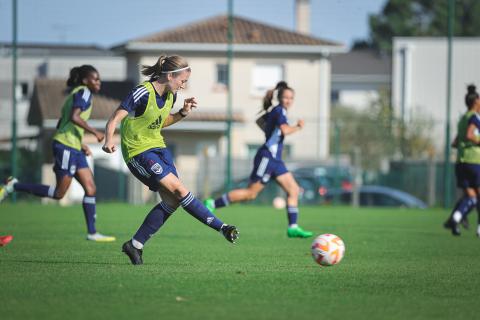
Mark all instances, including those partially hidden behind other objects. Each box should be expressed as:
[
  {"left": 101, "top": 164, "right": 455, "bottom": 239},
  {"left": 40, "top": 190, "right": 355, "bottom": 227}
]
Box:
[
  {"left": 216, "top": 64, "right": 228, "bottom": 87},
  {"left": 252, "top": 64, "right": 284, "bottom": 96},
  {"left": 331, "top": 90, "right": 339, "bottom": 105},
  {"left": 15, "top": 82, "right": 29, "bottom": 100}
]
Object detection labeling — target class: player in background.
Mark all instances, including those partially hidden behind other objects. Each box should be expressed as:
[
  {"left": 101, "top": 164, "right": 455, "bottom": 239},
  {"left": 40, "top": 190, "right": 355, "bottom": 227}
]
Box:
[
  {"left": 204, "top": 81, "right": 313, "bottom": 238},
  {"left": 0, "top": 234, "right": 13, "bottom": 247},
  {"left": 445, "top": 84, "right": 480, "bottom": 237},
  {"left": 0, "top": 65, "right": 115, "bottom": 242},
  {"left": 103, "top": 55, "right": 239, "bottom": 265}
]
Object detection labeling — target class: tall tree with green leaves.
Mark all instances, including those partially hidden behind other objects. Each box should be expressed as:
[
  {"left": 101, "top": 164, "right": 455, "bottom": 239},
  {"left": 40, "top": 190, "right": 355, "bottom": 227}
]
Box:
[{"left": 357, "top": 0, "right": 480, "bottom": 53}]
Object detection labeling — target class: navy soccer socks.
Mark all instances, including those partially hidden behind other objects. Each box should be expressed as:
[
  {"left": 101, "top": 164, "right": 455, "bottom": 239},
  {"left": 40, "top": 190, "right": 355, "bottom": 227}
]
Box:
[
  {"left": 181, "top": 192, "right": 224, "bottom": 231},
  {"left": 14, "top": 183, "right": 55, "bottom": 198},
  {"left": 133, "top": 202, "right": 175, "bottom": 247}
]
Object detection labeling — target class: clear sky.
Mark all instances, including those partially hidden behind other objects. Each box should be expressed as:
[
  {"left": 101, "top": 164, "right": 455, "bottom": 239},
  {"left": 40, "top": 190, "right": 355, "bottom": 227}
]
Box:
[{"left": 0, "top": 0, "right": 386, "bottom": 48}]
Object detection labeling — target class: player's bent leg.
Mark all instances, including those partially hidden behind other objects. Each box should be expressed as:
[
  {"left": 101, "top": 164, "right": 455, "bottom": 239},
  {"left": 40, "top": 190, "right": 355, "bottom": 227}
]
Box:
[
  {"left": 276, "top": 172, "right": 313, "bottom": 238},
  {"left": 75, "top": 168, "right": 115, "bottom": 242}
]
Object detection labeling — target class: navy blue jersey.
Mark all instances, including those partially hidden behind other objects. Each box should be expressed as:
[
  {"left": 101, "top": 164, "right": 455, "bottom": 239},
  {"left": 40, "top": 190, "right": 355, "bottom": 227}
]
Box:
[
  {"left": 468, "top": 113, "right": 480, "bottom": 132},
  {"left": 261, "top": 105, "right": 288, "bottom": 159},
  {"left": 72, "top": 88, "right": 92, "bottom": 112},
  {"left": 120, "top": 82, "right": 177, "bottom": 117}
]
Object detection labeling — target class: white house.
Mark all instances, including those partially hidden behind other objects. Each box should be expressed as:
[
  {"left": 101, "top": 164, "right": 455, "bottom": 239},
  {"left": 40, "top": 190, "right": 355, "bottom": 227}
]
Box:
[{"left": 392, "top": 37, "right": 480, "bottom": 155}]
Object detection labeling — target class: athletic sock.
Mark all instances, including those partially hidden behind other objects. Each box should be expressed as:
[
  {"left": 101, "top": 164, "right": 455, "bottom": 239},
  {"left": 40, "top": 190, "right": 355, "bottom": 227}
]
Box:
[
  {"left": 214, "top": 193, "right": 230, "bottom": 209},
  {"left": 82, "top": 196, "right": 97, "bottom": 234},
  {"left": 133, "top": 202, "right": 175, "bottom": 245},
  {"left": 287, "top": 205, "right": 299, "bottom": 226},
  {"left": 452, "top": 196, "right": 476, "bottom": 223},
  {"left": 181, "top": 192, "right": 224, "bottom": 231},
  {"left": 14, "top": 183, "right": 55, "bottom": 198}
]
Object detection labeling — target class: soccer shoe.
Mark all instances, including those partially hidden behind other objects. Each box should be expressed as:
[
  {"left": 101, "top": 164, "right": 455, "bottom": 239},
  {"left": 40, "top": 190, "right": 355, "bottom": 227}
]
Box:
[
  {"left": 86, "top": 233, "right": 116, "bottom": 242},
  {"left": 287, "top": 226, "right": 313, "bottom": 238},
  {"left": 4, "top": 177, "right": 18, "bottom": 193},
  {"left": 203, "top": 198, "right": 216, "bottom": 213},
  {"left": 0, "top": 177, "right": 18, "bottom": 203},
  {"left": 221, "top": 224, "right": 239, "bottom": 243},
  {"left": 0, "top": 186, "right": 7, "bottom": 203},
  {"left": 461, "top": 217, "right": 470, "bottom": 230},
  {"left": 443, "top": 219, "right": 461, "bottom": 236},
  {"left": 0, "top": 235, "right": 13, "bottom": 247},
  {"left": 122, "top": 240, "right": 143, "bottom": 265}
]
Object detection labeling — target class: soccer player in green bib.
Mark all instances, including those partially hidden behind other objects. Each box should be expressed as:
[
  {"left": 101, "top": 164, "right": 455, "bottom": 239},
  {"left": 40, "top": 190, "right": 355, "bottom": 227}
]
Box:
[
  {"left": 445, "top": 84, "right": 480, "bottom": 236},
  {"left": 103, "top": 55, "right": 239, "bottom": 265},
  {"left": 0, "top": 65, "right": 115, "bottom": 242}
]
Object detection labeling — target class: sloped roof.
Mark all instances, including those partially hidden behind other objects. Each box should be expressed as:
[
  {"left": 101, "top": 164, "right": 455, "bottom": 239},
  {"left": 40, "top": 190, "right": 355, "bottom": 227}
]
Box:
[
  {"left": 124, "top": 15, "right": 341, "bottom": 47},
  {"left": 28, "top": 79, "right": 244, "bottom": 126},
  {"left": 331, "top": 49, "right": 391, "bottom": 75},
  {"left": 28, "top": 79, "right": 132, "bottom": 125}
]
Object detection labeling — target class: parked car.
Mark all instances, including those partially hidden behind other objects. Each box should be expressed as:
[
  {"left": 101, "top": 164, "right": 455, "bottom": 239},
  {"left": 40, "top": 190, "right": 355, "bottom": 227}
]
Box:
[
  {"left": 324, "top": 185, "right": 428, "bottom": 208},
  {"left": 293, "top": 165, "right": 352, "bottom": 202}
]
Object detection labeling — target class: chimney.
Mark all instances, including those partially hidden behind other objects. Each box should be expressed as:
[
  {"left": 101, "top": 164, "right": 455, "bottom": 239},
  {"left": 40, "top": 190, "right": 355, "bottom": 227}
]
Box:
[{"left": 295, "top": 0, "right": 310, "bottom": 34}]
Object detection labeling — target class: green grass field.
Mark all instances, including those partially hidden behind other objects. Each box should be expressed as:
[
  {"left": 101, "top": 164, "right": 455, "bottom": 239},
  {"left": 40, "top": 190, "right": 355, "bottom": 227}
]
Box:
[{"left": 1, "top": 203, "right": 479, "bottom": 320}]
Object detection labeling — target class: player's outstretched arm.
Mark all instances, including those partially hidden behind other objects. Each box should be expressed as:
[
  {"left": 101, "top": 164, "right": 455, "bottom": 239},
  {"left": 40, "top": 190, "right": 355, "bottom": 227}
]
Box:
[
  {"left": 280, "top": 119, "right": 304, "bottom": 136},
  {"left": 103, "top": 107, "right": 128, "bottom": 153},
  {"left": 162, "top": 97, "right": 198, "bottom": 128}
]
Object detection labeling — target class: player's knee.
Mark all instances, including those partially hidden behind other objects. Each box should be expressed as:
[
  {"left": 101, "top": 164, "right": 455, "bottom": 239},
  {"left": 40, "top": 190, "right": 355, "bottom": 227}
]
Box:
[
  {"left": 288, "top": 184, "right": 300, "bottom": 198},
  {"left": 246, "top": 190, "right": 258, "bottom": 200},
  {"left": 84, "top": 183, "right": 96, "bottom": 196}
]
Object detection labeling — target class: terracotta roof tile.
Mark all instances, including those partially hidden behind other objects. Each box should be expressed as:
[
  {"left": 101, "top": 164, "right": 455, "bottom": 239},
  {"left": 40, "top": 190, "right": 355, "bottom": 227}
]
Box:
[
  {"left": 28, "top": 79, "right": 244, "bottom": 125},
  {"left": 130, "top": 15, "right": 340, "bottom": 46}
]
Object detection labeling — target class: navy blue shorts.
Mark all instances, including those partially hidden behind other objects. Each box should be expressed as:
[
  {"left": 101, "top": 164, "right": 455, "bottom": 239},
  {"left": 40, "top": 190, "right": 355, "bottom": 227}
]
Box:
[
  {"left": 456, "top": 162, "right": 480, "bottom": 189},
  {"left": 127, "top": 148, "right": 178, "bottom": 191},
  {"left": 52, "top": 141, "right": 89, "bottom": 177},
  {"left": 249, "top": 148, "right": 288, "bottom": 184}
]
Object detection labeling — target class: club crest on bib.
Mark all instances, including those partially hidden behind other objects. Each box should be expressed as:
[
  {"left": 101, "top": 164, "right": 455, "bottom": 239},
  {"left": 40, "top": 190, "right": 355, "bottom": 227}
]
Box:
[{"left": 151, "top": 163, "right": 163, "bottom": 174}]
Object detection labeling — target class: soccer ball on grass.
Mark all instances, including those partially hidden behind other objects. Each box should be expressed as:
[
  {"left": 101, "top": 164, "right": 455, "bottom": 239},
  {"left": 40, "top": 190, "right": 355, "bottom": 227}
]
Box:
[{"left": 311, "top": 234, "right": 345, "bottom": 266}]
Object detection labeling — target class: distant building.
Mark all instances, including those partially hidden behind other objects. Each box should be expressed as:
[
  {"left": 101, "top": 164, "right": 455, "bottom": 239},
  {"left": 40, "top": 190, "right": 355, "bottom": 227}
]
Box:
[
  {"left": 112, "top": 13, "right": 345, "bottom": 194},
  {"left": 392, "top": 37, "right": 480, "bottom": 155},
  {"left": 331, "top": 49, "right": 391, "bottom": 110},
  {"left": 0, "top": 43, "right": 126, "bottom": 148}
]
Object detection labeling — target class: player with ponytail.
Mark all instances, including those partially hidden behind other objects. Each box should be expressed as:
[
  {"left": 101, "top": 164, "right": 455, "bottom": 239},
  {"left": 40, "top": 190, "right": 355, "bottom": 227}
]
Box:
[
  {"left": 445, "top": 84, "right": 480, "bottom": 237},
  {"left": 0, "top": 65, "right": 115, "bottom": 242},
  {"left": 204, "top": 81, "right": 313, "bottom": 238},
  {"left": 103, "top": 55, "right": 239, "bottom": 265}
]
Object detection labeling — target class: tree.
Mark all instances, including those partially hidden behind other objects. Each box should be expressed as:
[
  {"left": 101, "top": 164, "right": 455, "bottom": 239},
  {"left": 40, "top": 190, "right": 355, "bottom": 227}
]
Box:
[
  {"left": 359, "top": 0, "right": 480, "bottom": 53},
  {"left": 330, "top": 90, "right": 435, "bottom": 170}
]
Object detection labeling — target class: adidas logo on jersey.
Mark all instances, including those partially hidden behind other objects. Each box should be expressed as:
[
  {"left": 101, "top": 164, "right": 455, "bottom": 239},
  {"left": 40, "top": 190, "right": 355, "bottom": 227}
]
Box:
[{"left": 148, "top": 116, "right": 162, "bottom": 129}]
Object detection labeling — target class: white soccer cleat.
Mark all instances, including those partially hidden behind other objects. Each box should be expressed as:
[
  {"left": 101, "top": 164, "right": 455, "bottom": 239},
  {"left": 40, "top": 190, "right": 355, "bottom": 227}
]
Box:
[
  {"left": 5, "top": 177, "right": 18, "bottom": 194},
  {"left": 87, "top": 233, "right": 116, "bottom": 242},
  {"left": 0, "top": 177, "right": 18, "bottom": 203}
]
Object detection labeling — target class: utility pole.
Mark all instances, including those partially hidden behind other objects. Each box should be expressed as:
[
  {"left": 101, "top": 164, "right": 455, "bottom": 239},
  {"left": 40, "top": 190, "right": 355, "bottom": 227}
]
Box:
[{"left": 443, "top": 0, "right": 454, "bottom": 208}]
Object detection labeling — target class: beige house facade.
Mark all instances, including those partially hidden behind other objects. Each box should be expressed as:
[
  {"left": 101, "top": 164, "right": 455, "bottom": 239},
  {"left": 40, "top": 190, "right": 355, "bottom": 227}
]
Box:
[{"left": 116, "top": 15, "right": 345, "bottom": 195}]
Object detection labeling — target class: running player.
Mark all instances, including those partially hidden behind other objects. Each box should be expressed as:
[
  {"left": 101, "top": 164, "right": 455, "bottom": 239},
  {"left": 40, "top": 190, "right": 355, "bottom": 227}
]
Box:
[
  {"left": 204, "top": 81, "right": 313, "bottom": 238},
  {"left": 445, "top": 84, "right": 480, "bottom": 237},
  {"left": 102, "top": 55, "right": 239, "bottom": 265},
  {"left": 0, "top": 65, "right": 115, "bottom": 242}
]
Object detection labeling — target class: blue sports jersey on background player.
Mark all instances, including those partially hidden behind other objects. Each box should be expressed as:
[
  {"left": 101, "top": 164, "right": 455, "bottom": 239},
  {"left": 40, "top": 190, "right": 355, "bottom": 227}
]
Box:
[
  {"left": 445, "top": 84, "right": 480, "bottom": 237},
  {"left": 204, "top": 81, "right": 313, "bottom": 238}
]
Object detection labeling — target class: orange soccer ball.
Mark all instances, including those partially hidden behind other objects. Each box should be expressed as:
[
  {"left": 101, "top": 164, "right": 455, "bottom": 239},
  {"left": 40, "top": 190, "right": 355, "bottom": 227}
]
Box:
[{"left": 311, "top": 234, "right": 345, "bottom": 266}]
